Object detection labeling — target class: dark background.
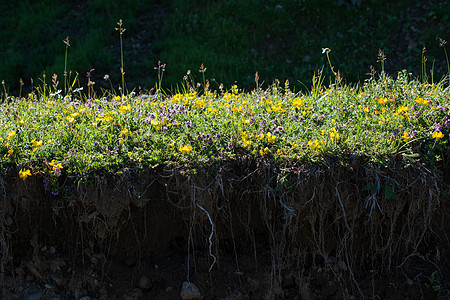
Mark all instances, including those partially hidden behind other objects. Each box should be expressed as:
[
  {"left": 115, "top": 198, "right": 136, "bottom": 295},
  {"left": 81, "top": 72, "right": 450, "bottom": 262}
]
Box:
[{"left": 0, "top": 0, "right": 449, "bottom": 95}]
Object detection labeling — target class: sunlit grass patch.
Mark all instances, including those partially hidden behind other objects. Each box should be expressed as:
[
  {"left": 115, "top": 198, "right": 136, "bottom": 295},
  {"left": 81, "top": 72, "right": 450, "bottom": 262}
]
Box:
[{"left": 0, "top": 72, "right": 449, "bottom": 181}]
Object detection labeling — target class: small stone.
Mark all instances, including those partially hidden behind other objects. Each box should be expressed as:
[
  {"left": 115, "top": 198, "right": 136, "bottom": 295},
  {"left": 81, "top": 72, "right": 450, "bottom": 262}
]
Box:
[
  {"left": 45, "top": 283, "right": 56, "bottom": 289},
  {"left": 24, "top": 290, "right": 44, "bottom": 300},
  {"left": 165, "top": 286, "right": 173, "bottom": 292},
  {"left": 139, "top": 275, "right": 152, "bottom": 290},
  {"left": 406, "top": 278, "right": 414, "bottom": 285},
  {"left": 180, "top": 281, "right": 202, "bottom": 300},
  {"left": 49, "top": 246, "right": 56, "bottom": 254},
  {"left": 154, "top": 264, "right": 159, "bottom": 269}
]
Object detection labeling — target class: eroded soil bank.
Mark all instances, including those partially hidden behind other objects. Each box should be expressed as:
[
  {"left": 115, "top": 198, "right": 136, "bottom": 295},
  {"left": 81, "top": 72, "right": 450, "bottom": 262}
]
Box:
[{"left": 1, "top": 158, "right": 449, "bottom": 299}]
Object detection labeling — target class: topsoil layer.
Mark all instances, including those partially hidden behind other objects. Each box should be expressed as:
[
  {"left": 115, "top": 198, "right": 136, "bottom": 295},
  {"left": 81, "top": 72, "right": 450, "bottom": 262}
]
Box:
[{"left": 1, "top": 158, "right": 449, "bottom": 299}]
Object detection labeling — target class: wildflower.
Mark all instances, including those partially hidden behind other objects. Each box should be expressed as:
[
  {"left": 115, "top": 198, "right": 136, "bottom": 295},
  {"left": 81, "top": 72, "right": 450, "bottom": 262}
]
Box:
[
  {"left": 308, "top": 139, "right": 321, "bottom": 150},
  {"left": 415, "top": 97, "right": 430, "bottom": 105},
  {"left": 292, "top": 97, "right": 305, "bottom": 109},
  {"left": 259, "top": 147, "right": 269, "bottom": 156},
  {"left": 6, "top": 131, "right": 16, "bottom": 139},
  {"left": 19, "top": 169, "right": 31, "bottom": 180},
  {"left": 363, "top": 107, "right": 370, "bottom": 115},
  {"left": 432, "top": 131, "right": 444, "bottom": 140},
  {"left": 377, "top": 97, "right": 388, "bottom": 104},
  {"left": 120, "top": 128, "right": 129, "bottom": 137},
  {"left": 266, "top": 132, "right": 276, "bottom": 143},
  {"left": 32, "top": 140, "right": 43, "bottom": 147},
  {"left": 119, "top": 104, "right": 132, "bottom": 112},
  {"left": 195, "top": 99, "right": 206, "bottom": 107},
  {"left": 7, "top": 149, "right": 13, "bottom": 157},
  {"left": 179, "top": 145, "right": 192, "bottom": 154},
  {"left": 329, "top": 127, "right": 340, "bottom": 142},
  {"left": 402, "top": 131, "right": 412, "bottom": 142},
  {"left": 394, "top": 106, "right": 409, "bottom": 116}
]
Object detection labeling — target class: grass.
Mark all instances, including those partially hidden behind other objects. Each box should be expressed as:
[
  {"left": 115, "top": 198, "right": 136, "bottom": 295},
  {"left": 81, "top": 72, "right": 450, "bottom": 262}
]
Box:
[
  {"left": 0, "top": 1, "right": 449, "bottom": 93},
  {"left": 0, "top": 68, "right": 448, "bottom": 182}
]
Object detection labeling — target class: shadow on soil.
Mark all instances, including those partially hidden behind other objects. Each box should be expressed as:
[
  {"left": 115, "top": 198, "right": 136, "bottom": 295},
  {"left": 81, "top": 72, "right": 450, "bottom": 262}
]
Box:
[{"left": 1, "top": 158, "right": 449, "bottom": 299}]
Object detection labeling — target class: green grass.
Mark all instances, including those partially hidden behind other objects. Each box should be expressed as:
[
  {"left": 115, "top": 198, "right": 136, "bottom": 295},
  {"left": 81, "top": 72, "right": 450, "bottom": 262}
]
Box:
[
  {"left": 1, "top": 70, "right": 448, "bottom": 181},
  {"left": 0, "top": 0, "right": 449, "bottom": 93}
]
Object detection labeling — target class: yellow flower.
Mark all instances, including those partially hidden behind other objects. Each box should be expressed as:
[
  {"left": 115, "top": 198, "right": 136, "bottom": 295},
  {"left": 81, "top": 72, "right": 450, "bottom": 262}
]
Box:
[
  {"left": 377, "top": 97, "right": 388, "bottom": 104},
  {"left": 242, "top": 139, "right": 252, "bottom": 147},
  {"left": 432, "top": 131, "right": 444, "bottom": 140},
  {"left": 119, "top": 104, "right": 132, "bottom": 112},
  {"left": 120, "top": 128, "right": 129, "bottom": 137},
  {"left": 259, "top": 147, "right": 270, "bottom": 156},
  {"left": 32, "top": 140, "right": 43, "bottom": 147},
  {"left": 19, "top": 169, "right": 32, "bottom": 180},
  {"left": 179, "top": 145, "right": 192, "bottom": 154},
  {"left": 195, "top": 99, "right": 206, "bottom": 107},
  {"left": 415, "top": 97, "right": 430, "bottom": 105},
  {"left": 266, "top": 132, "right": 276, "bottom": 143},
  {"left": 308, "top": 140, "right": 321, "bottom": 150},
  {"left": 292, "top": 97, "right": 305, "bottom": 109},
  {"left": 363, "top": 107, "right": 370, "bottom": 115},
  {"left": 48, "top": 159, "right": 63, "bottom": 170},
  {"left": 7, "top": 149, "right": 13, "bottom": 157},
  {"left": 402, "top": 131, "right": 412, "bottom": 142},
  {"left": 329, "top": 127, "right": 340, "bottom": 142},
  {"left": 394, "top": 106, "right": 409, "bottom": 116},
  {"left": 242, "top": 119, "right": 250, "bottom": 125},
  {"left": 6, "top": 131, "right": 16, "bottom": 140}
]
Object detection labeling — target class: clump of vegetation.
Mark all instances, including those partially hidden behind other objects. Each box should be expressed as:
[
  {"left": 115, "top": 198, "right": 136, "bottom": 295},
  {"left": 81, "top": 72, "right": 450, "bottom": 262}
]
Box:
[{"left": 0, "top": 62, "right": 448, "bottom": 180}]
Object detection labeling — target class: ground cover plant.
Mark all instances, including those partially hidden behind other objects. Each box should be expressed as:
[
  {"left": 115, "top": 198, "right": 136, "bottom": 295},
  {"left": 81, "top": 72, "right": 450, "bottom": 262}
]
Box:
[{"left": 0, "top": 67, "right": 448, "bottom": 180}]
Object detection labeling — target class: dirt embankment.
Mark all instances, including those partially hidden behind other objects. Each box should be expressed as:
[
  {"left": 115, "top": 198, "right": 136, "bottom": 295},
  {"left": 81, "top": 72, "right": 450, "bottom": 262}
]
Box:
[{"left": 1, "top": 158, "right": 448, "bottom": 299}]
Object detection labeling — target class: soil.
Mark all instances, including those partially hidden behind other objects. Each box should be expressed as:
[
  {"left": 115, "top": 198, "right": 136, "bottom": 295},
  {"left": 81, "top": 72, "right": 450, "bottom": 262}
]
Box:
[{"left": 0, "top": 159, "right": 449, "bottom": 299}]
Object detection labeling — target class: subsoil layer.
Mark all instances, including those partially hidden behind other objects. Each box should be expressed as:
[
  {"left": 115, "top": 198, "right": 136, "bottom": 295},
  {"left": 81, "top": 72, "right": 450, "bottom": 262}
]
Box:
[{"left": 1, "top": 159, "right": 449, "bottom": 299}]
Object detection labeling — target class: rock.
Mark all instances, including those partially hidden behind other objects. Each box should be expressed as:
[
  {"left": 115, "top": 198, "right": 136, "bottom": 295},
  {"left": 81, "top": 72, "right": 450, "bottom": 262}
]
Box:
[
  {"left": 24, "top": 290, "right": 44, "bottom": 300},
  {"left": 139, "top": 274, "right": 152, "bottom": 290},
  {"left": 165, "top": 286, "right": 173, "bottom": 292},
  {"left": 406, "top": 278, "right": 414, "bottom": 285},
  {"left": 180, "top": 281, "right": 202, "bottom": 299},
  {"left": 45, "top": 283, "right": 56, "bottom": 289}
]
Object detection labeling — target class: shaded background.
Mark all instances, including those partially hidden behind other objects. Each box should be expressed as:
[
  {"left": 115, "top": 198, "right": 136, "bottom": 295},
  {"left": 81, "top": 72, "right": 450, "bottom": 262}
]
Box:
[{"left": 0, "top": 0, "right": 449, "bottom": 95}]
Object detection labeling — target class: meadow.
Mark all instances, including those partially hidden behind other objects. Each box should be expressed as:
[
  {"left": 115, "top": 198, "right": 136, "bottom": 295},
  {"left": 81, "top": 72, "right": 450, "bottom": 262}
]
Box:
[{"left": 1, "top": 62, "right": 448, "bottom": 182}]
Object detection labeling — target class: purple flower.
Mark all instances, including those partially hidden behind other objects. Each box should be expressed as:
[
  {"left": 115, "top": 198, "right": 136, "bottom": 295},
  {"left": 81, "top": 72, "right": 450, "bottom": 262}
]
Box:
[
  {"left": 185, "top": 121, "right": 192, "bottom": 128},
  {"left": 434, "top": 123, "right": 443, "bottom": 132},
  {"left": 410, "top": 130, "right": 418, "bottom": 137},
  {"left": 444, "top": 118, "right": 450, "bottom": 127}
]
